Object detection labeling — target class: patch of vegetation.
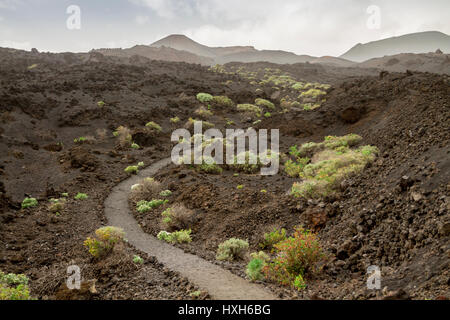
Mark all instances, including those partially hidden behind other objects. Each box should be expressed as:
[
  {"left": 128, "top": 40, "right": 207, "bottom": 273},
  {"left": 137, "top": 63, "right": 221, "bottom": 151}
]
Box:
[
  {"left": 299, "top": 88, "right": 326, "bottom": 99},
  {"left": 0, "top": 271, "right": 31, "bottom": 300},
  {"left": 263, "top": 227, "right": 323, "bottom": 289},
  {"left": 212, "top": 96, "right": 234, "bottom": 108},
  {"left": 246, "top": 258, "right": 265, "bottom": 282},
  {"left": 236, "top": 104, "right": 262, "bottom": 117},
  {"left": 302, "top": 103, "right": 321, "bottom": 111},
  {"left": 196, "top": 93, "right": 214, "bottom": 103},
  {"left": 48, "top": 198, "right": 66, "bottom": 213},
  {"left": 260, "top": 228, "right": 287, "bottom": 249},
  {"left": 195, "top": 106, "right": 213, "bottom": 118},
  {"left": 97, "top": 101, "right": 105, "bottom": 107},
  {"left": 74, "top": 137, "right": 87, "bottom": 144},
  {"left": 264, "top": 112, "right": 271, "bottom": 118},
  {"left": 159, "top": 190, "right": 172, "bottom": 197},
  {"left": 84, "top": 226, "right": 125, "bottom": 259},
  {"left": 74, "top": 193, "right": 88, "bottom": 200},
  {"left": 130, "top": 178, "right": 161, "bottom": 203},
  {"left": 124, "top": 166, "right": 139, "bottom": 174},
  {"left": 289, "top": 135, "right": 378, "bottom": 198},
  {"left": 255, "top": 98, "right": 275, "bottom": 110},
  {"left": 216, "top": 238, "right": 249, "bottom": 261},
  {"left": 131, "top": 142, "right": 140, "bottom": 150},
  {"left": 161, "top": 203, "right": 193, "bottom": 230},
  {"left": 115, "top": 126, "right": 132, "bottom": 147},
  {"left": 145, "top": 121, "right": 162, "bottom": 132},
  {"left": 170, "top": 116, "right": 180, "bottom": 124},
  {"left": 236, "top": 185, "right": 244, "bottom": 190},
  {"left": 157, "top": 229, "right": 192, "bottom": 244},
  {"left": 137, "top": 199, "right": 169, "bottom": 213},
  {"left": 133, "top": 255, "right": 144, "bottom": 265},
  {"left": 21, "top": 197, "right": 38, "bottom": 209}
]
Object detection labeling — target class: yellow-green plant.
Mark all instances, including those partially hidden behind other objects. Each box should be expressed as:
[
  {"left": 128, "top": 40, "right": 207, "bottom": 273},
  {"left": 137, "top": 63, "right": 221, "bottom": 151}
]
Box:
[{"left": 84, "top": 226, "right": 125, "bottom": 258}]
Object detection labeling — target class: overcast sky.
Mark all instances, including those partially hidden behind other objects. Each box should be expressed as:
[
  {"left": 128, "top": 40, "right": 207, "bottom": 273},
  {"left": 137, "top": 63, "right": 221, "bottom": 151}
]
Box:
[{"left": 0, "top": 0, "right": 449, "bottom": 56}]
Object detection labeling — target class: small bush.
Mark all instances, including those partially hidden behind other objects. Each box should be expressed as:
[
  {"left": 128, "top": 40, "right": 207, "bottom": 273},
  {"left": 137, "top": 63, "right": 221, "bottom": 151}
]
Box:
[
  {"left": 48, "top": 198, "right": 66, "bottom": 213},
  {"left": 263, "top": 227, "right": 323, "bottom": 288},
  {"left": 194, "top": 106, "right": 213, "bottom": 119},
  {"left": 125, "top": 166, "right": 139, "bottom": 174},
  {"left": 21, "top": 197, "right": 38, "bottom": 209},
  {"left": 133, "top": 255, "right": 144, "bottom": 265},
  {"left": 145, "top": 121, "right": 162, "bottom": 132},
  {"left": 137, "top": 199, "right": 168, "bottom": 213},
  {"left": 255, "top": 98, "right": 275, "bottom": 110},
  {"left": 216, "top": 238, "right": 249, "bottom": 261},
  {"left": 138, "top": 162, "right": 145, "bottom": 168},
  {"left": 157, "top": 229, "right": 192, "bottom": 244},
  {"left": 237, "top": 104, "right": 262, "bottom": 117},
  {"left": 170, "top": 116, "right": 180, "bottom": 124},
  {"left": 74, "top": 137, "right": 87, "bottom": 144},
  {"left": 130, "top": 177, "right": 161, "bottom": 202},
  {"left": 74, "top": 193, "right": 88, "bottom": 200},
  {"left": 159, "top": 190, "right": 172, "bottom": 197},
  {"left": 84, "top": 226, "right": 125, "bottom": 258},
  {"left": 131, "top": 142, "right": 140, "bottom": 150},
  {"left": 196, "top": 93, "right": 214, "bottom": 103},
  {"left": 261, "top": 228, "right": 287, "bottom": 249},
  {"left": 198, "top": 161, "right": 223, "bottom": 174},
  {"left": 0, "top": 271, "right": 31, "bottom": 300},
  {"left": 246, "top": 258, "right": 265, "bottom": 282},
  {"left": 115, "top": 126, "right": 132, "bottom": 148},
  {"left": 161, "top": 203, "right": 193, "bottom": 230},
  {"left": 97, "top": 101, "right": 105, "bottom": 107},
  {"left": 212, "top": 96, "right": 234, "bottom": 108},
  {"left": 264, "top": 112, "right": 271, "bottom": 118},
  {"left": 237, "top": 185, "right": 244, "bottom": 190}
]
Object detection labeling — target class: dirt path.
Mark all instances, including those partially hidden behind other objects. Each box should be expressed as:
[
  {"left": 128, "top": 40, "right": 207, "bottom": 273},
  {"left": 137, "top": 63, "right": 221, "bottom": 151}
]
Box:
[{"left": 104, "top": 158, "right": 277, "bottom": 300}]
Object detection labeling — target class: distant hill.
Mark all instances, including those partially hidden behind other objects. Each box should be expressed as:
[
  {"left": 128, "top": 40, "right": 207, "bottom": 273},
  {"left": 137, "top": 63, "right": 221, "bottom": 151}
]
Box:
[
  {"left": 341, "top": 31, "right": 450, "bottom": 62},
  {"left": 150, "top": 34, "right": 330, "bottom": 65},
  {"left": 357, "top": 52, "right": 450, "bottom": 75},
  {"left": 93, "top": 45, "right": 214, "bottom": 65}
]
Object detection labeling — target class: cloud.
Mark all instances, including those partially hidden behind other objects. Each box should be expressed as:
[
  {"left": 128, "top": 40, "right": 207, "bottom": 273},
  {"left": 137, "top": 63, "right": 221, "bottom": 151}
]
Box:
[
  {"left": 0, "top": 40, "right": 31, "bottom": 50},
  {"left": 135, "top": 15, "right": 150, "bottom": 25},
  {"left": 0, "top": 0, "right": 22, "bottom": 10},
  {"left": 129, "top": 0, "right": 193, "bottom": 19}
]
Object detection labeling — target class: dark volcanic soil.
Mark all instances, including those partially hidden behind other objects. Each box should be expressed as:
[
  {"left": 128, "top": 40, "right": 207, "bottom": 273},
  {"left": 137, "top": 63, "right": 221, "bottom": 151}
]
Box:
[{"left": 0, "top": 47, "right": 448, "bottom": 300}]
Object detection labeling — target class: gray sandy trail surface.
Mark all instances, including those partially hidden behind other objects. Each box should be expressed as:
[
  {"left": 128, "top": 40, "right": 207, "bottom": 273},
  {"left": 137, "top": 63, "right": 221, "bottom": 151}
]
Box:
[{"left": 104, "top": 158, "right": 277, "bottom": 300}]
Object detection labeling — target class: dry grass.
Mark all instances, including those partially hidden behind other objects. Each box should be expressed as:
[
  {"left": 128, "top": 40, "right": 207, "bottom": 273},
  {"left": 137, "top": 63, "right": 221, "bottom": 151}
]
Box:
[
  {"left": 161, "top": 203, "right": 194, "bottom": 231},
  {"left": 129, "top": 177, "right": 162, "bottom": 202}
]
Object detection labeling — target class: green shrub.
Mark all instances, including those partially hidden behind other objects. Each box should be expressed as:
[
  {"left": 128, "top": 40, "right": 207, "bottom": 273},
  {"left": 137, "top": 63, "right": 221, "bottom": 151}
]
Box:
[
  {"left": 145, "top": 121, "right": 162, "bottom": 132},
  {"left": 246, "top": 258, "right": 265, "bottom": 282},
  {"left": 196, "top": 93, "right": 214, "bottom": 103},
  {"left": 131, "top": 142, "right": 140, "bottom": 150},
  {"left": 97, "top": 101, "right": 105, "bottom": 107},
  {"left": 236, "top": 104, "right": 262, "bottom": 117},
  {"left": 237, "top": 185, "right": 244, "bottom": 190},
  {"left": 170, "top": 116, "right": 180, "bottom": 124},
  {"left": 255, "top": 98, "right": 275, "bottom": 110},
  {"left": 136, "top": 199, "right": 168, "bottom": 213},
  {"left": 21, "top": 197, "right": 38, "bottom": 209},
  {"left": 216, "top": 238, "right": 249, "bottom": 261},
  {"left": 261, "top": 228, "right": 287, "bottom": 249},
  {"left": 138, "top": 162, "right": 145, "bottom": 168},
  {"left": 48, "top": 198, "right": 66, "bottom": 213},
  {"left": 284, "top": 158, "right": 309, "bottom": 177},
  {"left": 74, "top": 193, "right": 88, "bottom": 200},
  {"left": 263, "top": 227, "right": 323, "bottom": 288},
  {"left": 84, "top": 226, "right": 125, "bottom": 258},
  {"left": 133, "top": 255, "right": 144, "bottom": 264},
  {"left": 293, "top": 274, "right": 307, "bottom": 291},
  {"left": 157, "top": 230, "right": 192, "bottom": 244},
  {"left": 264, "top": 112, "right": 272, "bottom": 118},
  {"left": 195, "top": 106, "right": 213, "bottom": 118},
  {"left": 212, "top": 96, "right": 234, "bottom": 108},
  {"left": 125, "top": 166, "right": 139, "bottom": 174},
  {"left": 74, "top": 137, "right": 87, "bottom": 144},
  {"left": 159, "top": 190, "right": 172, "bottom": 197},
  {"left": 161, "top": 204, "right": 193, "bottom": 230},
  {"left": 0, "top": 271, "right": 31, "bottom": 300},
  {"left": 199, "top": 162, "right": 223, "bottom": 174},
  {"left": 299, "top": 88, "right": 326, "bottom": 99}
]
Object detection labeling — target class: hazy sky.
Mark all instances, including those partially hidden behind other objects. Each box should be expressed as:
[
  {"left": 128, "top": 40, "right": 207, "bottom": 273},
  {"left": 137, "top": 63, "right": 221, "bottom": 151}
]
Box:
[{"left": 0, "top": 0, "right": 449, "bottom": 56}]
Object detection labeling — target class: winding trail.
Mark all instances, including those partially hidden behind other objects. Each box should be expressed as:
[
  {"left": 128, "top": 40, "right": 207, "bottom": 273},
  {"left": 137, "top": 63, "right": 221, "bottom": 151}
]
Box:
[{"left": 104, "top": 158, "right": 276, "bottom": 300}]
